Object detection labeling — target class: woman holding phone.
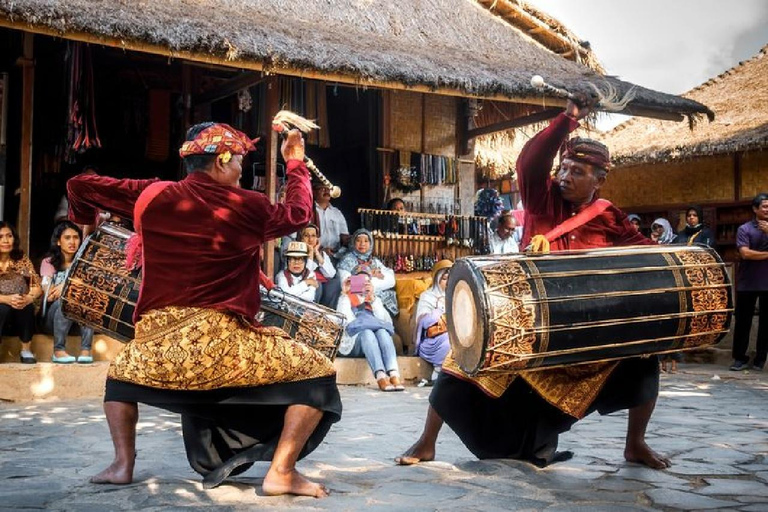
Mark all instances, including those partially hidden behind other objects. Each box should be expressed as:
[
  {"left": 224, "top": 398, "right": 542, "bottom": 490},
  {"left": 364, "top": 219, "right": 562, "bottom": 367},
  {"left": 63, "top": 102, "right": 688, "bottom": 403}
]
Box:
[
  {"left": 336, "top": 269, "right": 403, "bottom": 391},
  {"left": 336, "top": 229, "right": 398, "bottom": 316}
]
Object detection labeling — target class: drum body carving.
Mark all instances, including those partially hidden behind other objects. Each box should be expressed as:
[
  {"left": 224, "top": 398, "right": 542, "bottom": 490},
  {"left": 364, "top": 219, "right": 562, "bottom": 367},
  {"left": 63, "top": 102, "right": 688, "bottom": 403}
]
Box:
[
  {"left": 447, "top": 245, "right": 732, "bottom": 375},
  {"left": 61, "top": 225, "right": 344, "bottom": 360},
  {"left": 61, "top": 223, "right": 139, "bottom": 343}
]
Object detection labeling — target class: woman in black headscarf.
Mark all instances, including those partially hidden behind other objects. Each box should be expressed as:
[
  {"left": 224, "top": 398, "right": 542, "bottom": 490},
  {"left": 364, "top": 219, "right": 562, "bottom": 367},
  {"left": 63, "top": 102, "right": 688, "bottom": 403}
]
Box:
[{"left": 673, "top": 205, "right": 715, "bottom": 247}]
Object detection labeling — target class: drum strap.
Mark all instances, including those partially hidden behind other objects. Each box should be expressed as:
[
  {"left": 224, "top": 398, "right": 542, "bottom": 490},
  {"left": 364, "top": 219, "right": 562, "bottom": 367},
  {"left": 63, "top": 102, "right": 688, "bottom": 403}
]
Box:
[
  {"left": 528, "top": 199, "right": 612, "bottom": 253},
  {"left": 125, "top": 181, "right": 173, "bottom": 270}
]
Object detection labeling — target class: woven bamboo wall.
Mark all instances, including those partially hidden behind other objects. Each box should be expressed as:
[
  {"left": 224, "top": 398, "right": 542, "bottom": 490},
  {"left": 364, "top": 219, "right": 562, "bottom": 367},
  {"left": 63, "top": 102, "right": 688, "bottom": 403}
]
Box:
[
  {"left": 423, "top": 94, "right": 456, "bottom": 157},
  {"left": 389, "top": 91, "right": 424, "bottom": 153},
  {"left": 602, "top": 155, "right": 734, "bottom": 208},
  {"left": 740, "top": 150, "right": 768, "bottom": 199}
]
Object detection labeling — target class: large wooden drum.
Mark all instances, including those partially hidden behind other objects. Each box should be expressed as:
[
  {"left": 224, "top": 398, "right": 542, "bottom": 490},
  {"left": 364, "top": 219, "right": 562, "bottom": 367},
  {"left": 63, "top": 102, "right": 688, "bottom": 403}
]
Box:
[
  {"left": 61, "top": 223, "right": 139, "bottom": 343},
  {"left": 447, "top": 245, "right": 732, "bottom": 375},
  {"left": 61, "top": 224, "right": 344, "bottom": 360}
]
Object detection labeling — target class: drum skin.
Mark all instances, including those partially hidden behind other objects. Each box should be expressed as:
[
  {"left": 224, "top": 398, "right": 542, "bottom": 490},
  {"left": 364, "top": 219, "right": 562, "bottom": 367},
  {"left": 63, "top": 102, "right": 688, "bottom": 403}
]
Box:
[
  {"left": 61, "top": 225, "right": 344, "bottom": 361},
  {"left": 447, "top": 245, "right": 732, "bottom": 375},
  {"left": 61, "top": 223, "right": 139, "bottom": 343}
]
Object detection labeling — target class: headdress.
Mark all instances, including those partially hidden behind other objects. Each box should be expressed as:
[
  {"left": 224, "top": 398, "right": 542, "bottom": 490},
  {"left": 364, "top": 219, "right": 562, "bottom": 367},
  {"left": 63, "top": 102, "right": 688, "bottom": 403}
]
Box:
[
  {"left": 561, "top": 137, "right": 611, "bottom": 171},
  {"left": 179, "top": 123, "right": 259, "bottom": 163}
]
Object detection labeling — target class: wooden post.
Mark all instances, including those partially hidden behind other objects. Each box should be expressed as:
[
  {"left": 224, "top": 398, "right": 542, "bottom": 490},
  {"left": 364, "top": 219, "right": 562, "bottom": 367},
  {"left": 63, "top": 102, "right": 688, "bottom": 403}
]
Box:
[
  {"left": 262, "top": 76, "right": 280, "bottom": 278},
  {"left": 17, "top": 33, "right": 34, "bottom": 254}
]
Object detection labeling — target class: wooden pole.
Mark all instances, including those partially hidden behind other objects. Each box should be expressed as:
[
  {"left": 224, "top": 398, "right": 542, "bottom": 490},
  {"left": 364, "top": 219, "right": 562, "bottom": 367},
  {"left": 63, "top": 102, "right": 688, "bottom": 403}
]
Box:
[
  {"left": 17, "top": 33, "right": 34, "bottom": 254},
  {"left": 262, "top": 76, "right": 280, "bottom": 278}
]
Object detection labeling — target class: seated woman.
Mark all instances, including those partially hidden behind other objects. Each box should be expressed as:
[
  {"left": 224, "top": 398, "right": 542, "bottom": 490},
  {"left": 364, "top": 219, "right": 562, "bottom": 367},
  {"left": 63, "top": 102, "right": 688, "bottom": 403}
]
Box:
[
  {"left": 299, "top": 223, "right": 338, "bottom": 306},
  {"left": 337, "top": 270, "right": 403, "bottom": 392},
  {"left": 40, "top": 221, "right": 95, "bottom": 363},
  {"left": 673, "top": 205, "right": 715, "bottom": 247},
  {"left": 337, "top": 229, "right": 398, "bottom": 317},
  {"left": 414, "top": 260, "right": 453, "bottom": 385},
  {"left": 274, "top": 241, "right": 319, "bottom": 303},
  {"left": 0, "top": 222, "right": 42, "bottom": 364}
]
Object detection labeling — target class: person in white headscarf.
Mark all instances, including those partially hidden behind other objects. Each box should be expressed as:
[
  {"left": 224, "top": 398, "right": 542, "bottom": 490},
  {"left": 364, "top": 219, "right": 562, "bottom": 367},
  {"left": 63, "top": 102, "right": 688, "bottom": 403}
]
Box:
[
  {"left": 413, "top": 260, "right": 453, "bottom": 385},
  {"left": 650, "top": 218, "right": 676, "bottom": 244}
]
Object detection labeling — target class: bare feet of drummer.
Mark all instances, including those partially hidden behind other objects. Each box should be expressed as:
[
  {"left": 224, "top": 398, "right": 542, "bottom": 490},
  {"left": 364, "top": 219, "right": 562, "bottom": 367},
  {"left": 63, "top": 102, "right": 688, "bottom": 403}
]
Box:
[
  {"left": 90, "top": 460, "right": 134, "bottom": 484},
  {"left": 263, "top": 467, "right": 329, "bottom": 498},
  {"left": 624, "top": 440, "right": 671, "bottom": 469},
  {"left": 395, "top": 438, "right": 436, "bottom": 466}
]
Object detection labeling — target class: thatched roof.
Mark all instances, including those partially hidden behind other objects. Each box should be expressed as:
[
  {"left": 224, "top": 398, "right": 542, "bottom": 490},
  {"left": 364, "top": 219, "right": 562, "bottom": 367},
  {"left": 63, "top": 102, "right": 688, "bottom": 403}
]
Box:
[
  {"left": 0, "top": 0, "right": 710, "bottom": 122},
  {"left": 602, "top": 45, "right": 768, "bottom": 166},
  {"left": 478, "top": 0, "right": 605, "bottom": 74}
]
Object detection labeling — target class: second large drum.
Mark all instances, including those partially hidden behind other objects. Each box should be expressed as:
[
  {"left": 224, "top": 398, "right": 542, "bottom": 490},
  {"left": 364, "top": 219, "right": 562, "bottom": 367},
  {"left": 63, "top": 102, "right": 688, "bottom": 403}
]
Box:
[{"left": 447, "top": 245, "right": 732, "bottom": 375}]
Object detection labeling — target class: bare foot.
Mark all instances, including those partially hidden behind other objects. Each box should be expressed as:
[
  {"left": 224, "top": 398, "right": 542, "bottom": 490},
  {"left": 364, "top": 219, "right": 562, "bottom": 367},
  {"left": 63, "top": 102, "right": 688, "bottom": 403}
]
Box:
[
  {"left": 394, "top": 439, "right": 435, "bottom": 466},
  {"left": 262, "top": 467, "right": 328, "bottom": 498},
  {"left": 624, "top": 441, "right": 671, "bottom": 469},
  {"left": 90, "top": 461, "right": 133, "bottom": 484}
]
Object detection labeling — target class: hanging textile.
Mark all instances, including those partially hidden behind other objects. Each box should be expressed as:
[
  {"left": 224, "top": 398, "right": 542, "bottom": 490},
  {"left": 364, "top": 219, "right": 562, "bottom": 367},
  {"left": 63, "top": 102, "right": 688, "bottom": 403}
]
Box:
[{"left": 65, "top": 42, "right": 101, "bottom": 162}]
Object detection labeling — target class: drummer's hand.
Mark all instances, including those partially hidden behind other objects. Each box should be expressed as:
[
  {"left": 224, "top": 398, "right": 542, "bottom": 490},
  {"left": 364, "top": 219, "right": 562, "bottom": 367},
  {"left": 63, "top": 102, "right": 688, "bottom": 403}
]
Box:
[
  {"left": 342, "top": 277, "right": 351, "bottom": 294},
  {"left": 565, "top": 94, "right": 594, "bottom": 121},
  {"left": 305, "top": 278, "right": 319, "bottom": 289},
  {"left": 280, "top": 129, "right": 305, "bottom": 162}
]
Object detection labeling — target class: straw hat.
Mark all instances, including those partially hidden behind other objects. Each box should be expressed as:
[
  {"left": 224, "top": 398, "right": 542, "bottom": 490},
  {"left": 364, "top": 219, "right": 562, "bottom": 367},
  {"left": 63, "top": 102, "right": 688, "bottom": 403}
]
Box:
[
  {"left": 431, "top": 259, "right": 453, "bottom": 281},
  {"left": 285, "top": 241, "right": 309, "bottom": 258}
]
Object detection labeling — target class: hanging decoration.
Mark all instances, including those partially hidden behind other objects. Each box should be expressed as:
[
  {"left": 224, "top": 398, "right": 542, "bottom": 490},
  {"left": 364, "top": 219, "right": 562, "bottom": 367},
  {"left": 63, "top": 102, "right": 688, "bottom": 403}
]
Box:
[
  {"left": 473, "top": 188, "right": 504, "bottom": 220},
  {"left": 65, "top": 42, "right": 101, "bottom": 162}
]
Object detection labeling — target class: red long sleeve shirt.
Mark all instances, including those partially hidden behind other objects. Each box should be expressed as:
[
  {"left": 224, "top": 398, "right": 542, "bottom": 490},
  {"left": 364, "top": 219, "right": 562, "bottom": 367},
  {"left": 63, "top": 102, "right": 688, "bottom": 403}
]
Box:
[
  {"left": 517, "top": 113, "right": 652, "bottom": 250},
  {"left": 67, "top": 160, "right": 313, "bottom": 322}
]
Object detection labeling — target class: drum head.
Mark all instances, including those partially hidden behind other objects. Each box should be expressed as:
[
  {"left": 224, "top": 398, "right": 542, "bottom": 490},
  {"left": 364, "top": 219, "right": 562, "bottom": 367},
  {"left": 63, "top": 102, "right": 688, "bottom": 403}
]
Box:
[{"left": 446, "top": 259, "right": 489, "bottom": 376}]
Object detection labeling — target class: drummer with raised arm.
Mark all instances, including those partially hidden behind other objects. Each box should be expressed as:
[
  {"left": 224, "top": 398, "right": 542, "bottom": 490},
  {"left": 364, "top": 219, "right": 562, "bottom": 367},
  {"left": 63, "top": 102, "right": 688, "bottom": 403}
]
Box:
[
  {"left": 67, "top": 123, "right": 341, "bottom": 498},
  {"left": 396, "top": 93, "right": 670, "bottom": 470}
]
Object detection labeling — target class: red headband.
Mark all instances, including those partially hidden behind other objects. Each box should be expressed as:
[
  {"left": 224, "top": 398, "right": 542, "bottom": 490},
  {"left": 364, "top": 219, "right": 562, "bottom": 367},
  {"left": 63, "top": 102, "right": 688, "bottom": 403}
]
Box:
[
  {"left": 561, "top": 137, "right": 611, "bottom": 171},
  {"left": 179, "top": 124, "right": 259, "bottom": 159}
]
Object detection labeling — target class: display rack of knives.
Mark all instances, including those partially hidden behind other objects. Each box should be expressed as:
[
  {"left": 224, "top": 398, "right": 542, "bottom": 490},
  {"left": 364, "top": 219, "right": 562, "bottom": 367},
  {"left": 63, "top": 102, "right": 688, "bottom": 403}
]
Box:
[{"left": 358, "top": 208, "right": 490, "bottom": 273}]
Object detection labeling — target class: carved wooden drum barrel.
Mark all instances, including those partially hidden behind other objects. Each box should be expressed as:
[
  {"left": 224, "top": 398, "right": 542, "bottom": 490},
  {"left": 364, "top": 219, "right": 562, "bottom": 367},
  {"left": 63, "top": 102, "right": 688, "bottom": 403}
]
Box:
[
  {"left": 61, "top": 223, "right": 139, "bottom": 343},
  {"left": 62, "top": 224, "right": 344, "bottom": 360},
  {"left": 447, "top": 245, "right": 732, "bottom": 375}
]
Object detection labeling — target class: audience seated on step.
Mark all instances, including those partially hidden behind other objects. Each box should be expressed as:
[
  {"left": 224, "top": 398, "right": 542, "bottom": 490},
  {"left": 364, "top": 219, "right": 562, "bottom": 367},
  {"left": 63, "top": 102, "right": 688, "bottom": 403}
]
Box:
[
  {"left": 299, "top": 223, "right": 340, "bottom": 307},
  {"left": 40, "top": 221, "right": 95, "bottom": 364},
  {"left": 0, "top": 222, "right": 43, "bottom": 364},
  {"left": 337, "top": 228, "right": 399, "bottom": 318},
  {"left": 413, "top": 259, "right": 453, "bottom": 386},
  {"left": 275, "top": 241, "right": 320, "bottom": 303},
  {"left": 336, "top": 268, "right": 404, "bottom": 392}
]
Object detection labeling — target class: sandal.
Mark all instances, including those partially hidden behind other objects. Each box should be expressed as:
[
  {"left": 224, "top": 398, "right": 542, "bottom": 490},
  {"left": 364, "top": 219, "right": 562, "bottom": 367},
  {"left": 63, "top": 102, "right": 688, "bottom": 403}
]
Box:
[{"left": 377, "top": 378, "right": 395, "bottom": 392}]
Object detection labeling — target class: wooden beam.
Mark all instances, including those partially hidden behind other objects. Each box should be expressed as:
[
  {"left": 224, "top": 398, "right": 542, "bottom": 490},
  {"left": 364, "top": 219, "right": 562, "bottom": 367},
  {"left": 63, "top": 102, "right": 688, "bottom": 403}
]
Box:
[
  {"left": 17, "top": 33, "right": 33, "bottom": 254},
  {"left": 192, "top": 72, "right": 266, "bottom": 105},
  {"left": 262, "top": 76, "right": 280, "bottom": 279},
  {"left": 466, "top": 108, "right": 561, "bottom": 139},
  {"left": 734, "top": 152, "right": 742, "bottom": 201}
]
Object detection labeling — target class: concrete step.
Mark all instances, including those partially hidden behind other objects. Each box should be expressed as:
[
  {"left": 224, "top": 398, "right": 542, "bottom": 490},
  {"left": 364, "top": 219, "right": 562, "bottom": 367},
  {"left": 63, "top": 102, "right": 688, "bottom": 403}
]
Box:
[{"left": 0, "top": 356, "right": 435, "bottom": 402}]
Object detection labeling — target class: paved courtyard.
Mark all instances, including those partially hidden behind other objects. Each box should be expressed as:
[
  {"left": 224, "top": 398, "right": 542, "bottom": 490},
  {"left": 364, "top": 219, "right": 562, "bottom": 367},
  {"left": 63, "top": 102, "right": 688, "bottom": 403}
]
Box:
[{"left": 0, "top": 364, "right": 766, "bottom": 511}]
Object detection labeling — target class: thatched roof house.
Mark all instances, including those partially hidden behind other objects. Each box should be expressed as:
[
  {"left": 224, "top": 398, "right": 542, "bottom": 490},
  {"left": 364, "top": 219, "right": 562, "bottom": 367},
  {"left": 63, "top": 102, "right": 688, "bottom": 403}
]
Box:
[
  {"left": 601, "top": 44, "right": 768, "bottom": 166},
  {"left": 0, "top": 0, "right": 710, "bottom": 121}
]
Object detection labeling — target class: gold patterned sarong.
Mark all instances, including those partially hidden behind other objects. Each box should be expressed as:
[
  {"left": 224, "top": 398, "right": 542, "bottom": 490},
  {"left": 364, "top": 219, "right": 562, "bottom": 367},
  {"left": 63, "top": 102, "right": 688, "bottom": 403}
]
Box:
[
  {"left": 442, "top": 351, "right": 617, "bottom": 419},
  {"left": 108, "top": 306, "right": 335, "bottom": 391}
]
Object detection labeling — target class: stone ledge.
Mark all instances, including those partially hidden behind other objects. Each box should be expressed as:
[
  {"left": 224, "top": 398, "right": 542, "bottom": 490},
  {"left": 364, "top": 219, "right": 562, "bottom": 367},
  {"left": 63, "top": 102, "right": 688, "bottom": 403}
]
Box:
[
  {"left": 0, "top": 334, "right": 125, "bottom": 364},
  {"left": 0, "top": 356, "right": 435, "bottom": 402}
]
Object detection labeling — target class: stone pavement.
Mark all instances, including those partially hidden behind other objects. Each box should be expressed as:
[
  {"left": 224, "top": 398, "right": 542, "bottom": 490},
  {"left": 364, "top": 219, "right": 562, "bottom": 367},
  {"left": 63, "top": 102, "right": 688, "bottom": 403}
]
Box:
[{"left": 0, "top": 364, "right": 766, "bottom": 511}]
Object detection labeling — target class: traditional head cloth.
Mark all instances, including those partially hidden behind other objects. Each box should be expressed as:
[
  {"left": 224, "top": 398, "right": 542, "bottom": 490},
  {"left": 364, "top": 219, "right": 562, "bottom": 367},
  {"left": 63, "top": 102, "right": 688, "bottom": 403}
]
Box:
[
  {"left": 627, "top": 214, "right": 641, "bottom": 224},
  {"left": 561, "top": 137, "right": 611, "bottom": 171},
  {"left": 651, "top": 218, "right": 676, "bottom": 244},
  {"left": 178, "top": 123, "right": 259, "bottom": 162}
]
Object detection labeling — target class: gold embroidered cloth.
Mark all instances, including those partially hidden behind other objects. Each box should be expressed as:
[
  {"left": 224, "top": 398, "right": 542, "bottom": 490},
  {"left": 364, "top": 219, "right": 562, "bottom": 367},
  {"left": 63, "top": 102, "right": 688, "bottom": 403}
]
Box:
[
  {"left": 108, "top": 306, "right": 335, "bottom": 390},
  {"left": 442, "top": 351, "right": 616, "bottom": 419}
]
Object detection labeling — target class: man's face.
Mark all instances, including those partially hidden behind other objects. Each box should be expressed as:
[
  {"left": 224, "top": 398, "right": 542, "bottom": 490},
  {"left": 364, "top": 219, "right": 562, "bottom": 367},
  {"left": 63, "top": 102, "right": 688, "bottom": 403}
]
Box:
[
  {"left": 501, "top": 215, "right": 516, "bottom": 230},
  {"left": 392, "top": 201, "right": 405, "bottom": 212},
  {"left": 686, "top": 209, "right": 700, "bottom": 227},
  {"left": 754, "top": 200, "right": 768, "bottom": 222},
  {"left": 313, "top": 184, "right": 330, "bottom": 200},
  {"left": 557, "top": 158, "right": 604, "bottom": 205}
]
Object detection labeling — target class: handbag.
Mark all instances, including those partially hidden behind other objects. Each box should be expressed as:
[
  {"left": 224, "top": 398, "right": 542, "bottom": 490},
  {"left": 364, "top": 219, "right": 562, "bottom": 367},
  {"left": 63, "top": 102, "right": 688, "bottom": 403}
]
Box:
[
  {"left": 345, "top": 310, "right": 395, "bottom": 337},
  {"left": 0, "top": 271, "right": 29, "bottom": 296}
]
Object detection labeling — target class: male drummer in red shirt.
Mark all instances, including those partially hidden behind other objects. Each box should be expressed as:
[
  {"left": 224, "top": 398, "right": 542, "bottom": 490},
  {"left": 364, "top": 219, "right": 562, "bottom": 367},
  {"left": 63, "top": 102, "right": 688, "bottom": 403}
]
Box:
[{"left": 396, "top": 96, "right": 668, "bottom": 470}]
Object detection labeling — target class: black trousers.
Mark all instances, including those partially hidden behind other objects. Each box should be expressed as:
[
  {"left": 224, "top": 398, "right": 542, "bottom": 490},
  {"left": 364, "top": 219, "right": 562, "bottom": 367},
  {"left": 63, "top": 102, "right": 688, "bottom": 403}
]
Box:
[
  {"left": 0, "top": 303, "right": 36, "bottom": 342},
  {"left": 732, "top": 291, "right": 767, "bottom": 366}
]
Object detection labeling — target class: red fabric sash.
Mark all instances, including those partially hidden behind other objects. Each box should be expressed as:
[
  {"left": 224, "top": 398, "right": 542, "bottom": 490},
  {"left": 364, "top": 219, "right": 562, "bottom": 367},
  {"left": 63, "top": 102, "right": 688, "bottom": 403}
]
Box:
[{"left": 543, "top": 198, "right": 612, "bottom": 243}]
